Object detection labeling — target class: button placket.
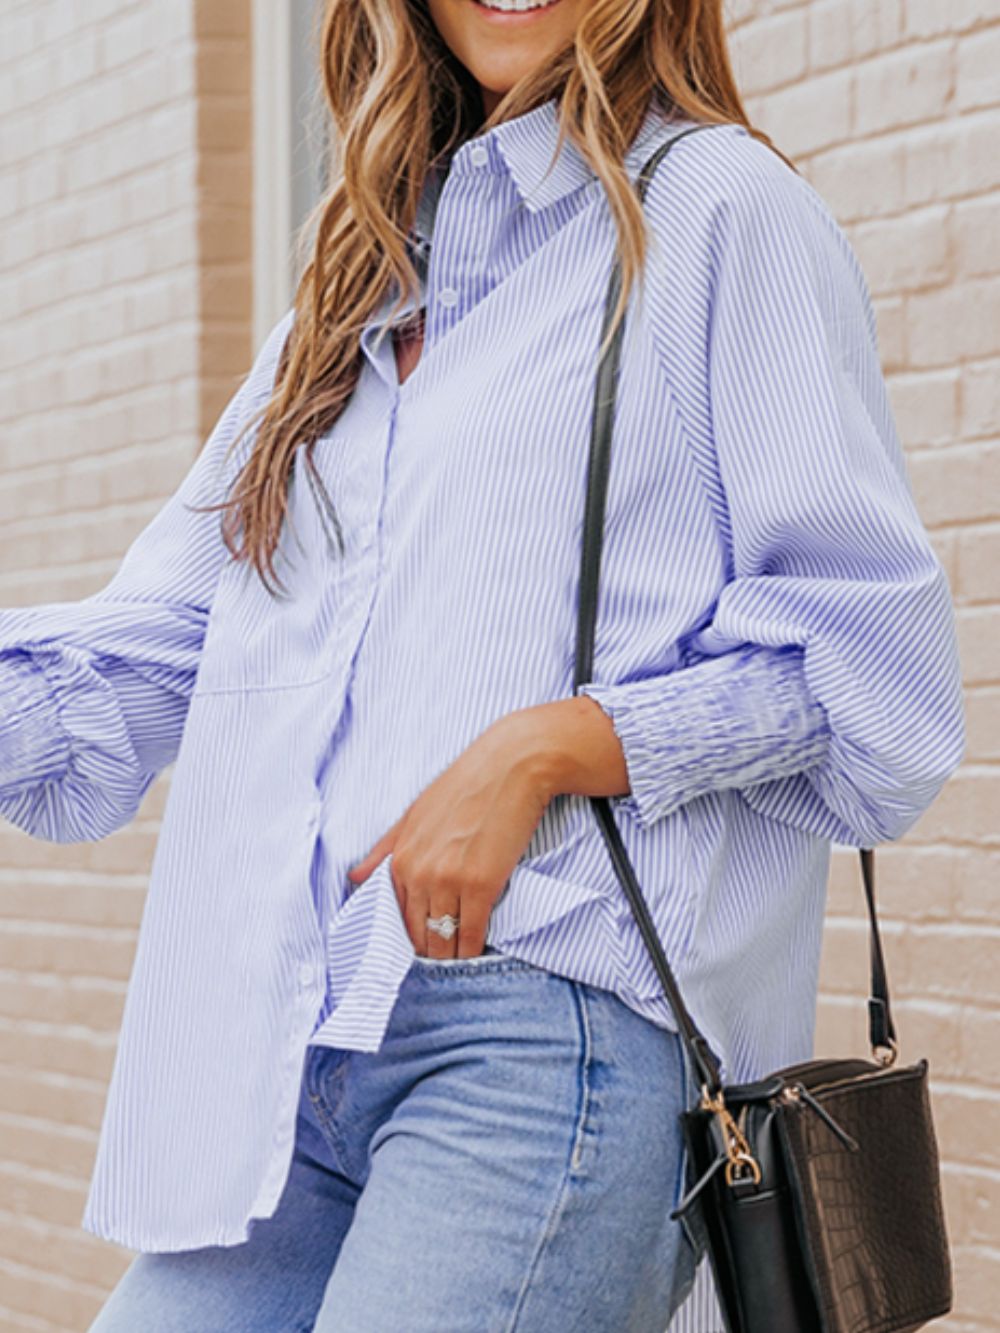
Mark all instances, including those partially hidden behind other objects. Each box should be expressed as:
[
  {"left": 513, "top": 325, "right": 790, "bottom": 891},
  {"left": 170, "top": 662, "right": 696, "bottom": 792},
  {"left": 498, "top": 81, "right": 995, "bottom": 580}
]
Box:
[{"left": 423, "top": 137, "right": 498, "bottom": 344}]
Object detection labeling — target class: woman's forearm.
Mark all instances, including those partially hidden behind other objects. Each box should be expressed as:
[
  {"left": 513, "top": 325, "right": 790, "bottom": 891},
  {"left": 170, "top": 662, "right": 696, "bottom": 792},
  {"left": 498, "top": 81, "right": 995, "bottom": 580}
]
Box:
[
  {"left": 502, "top": 644, "right": 831, "bottom": 830},
  {"left": 499, "top": 695, "right": 632, "bottom": 805}
]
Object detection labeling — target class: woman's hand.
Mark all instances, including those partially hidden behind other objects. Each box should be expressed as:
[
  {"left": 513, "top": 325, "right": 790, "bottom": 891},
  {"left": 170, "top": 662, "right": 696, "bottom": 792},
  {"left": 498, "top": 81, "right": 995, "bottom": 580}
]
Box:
[{"left": 345, "top": 696, "right": 630, "bottom": 959}]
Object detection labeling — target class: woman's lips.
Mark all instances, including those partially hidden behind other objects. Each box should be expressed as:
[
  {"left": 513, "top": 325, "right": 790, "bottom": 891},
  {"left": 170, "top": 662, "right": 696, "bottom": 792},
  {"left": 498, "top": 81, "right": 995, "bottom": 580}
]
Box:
[{"left": 470, "top": 0, "right": 565, "bottom": 24}]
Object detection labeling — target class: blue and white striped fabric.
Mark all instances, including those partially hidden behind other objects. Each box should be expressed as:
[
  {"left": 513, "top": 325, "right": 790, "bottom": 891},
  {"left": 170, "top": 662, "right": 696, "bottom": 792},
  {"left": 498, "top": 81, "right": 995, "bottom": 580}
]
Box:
[{"left": 0, "top": 96, "right": 964, "bottom": 1257}]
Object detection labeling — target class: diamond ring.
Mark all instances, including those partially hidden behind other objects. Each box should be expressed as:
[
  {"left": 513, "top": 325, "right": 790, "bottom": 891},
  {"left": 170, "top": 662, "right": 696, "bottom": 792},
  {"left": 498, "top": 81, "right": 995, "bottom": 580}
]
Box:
[{"left": 426, "top": 913, "right": 459, "bottom": 941}]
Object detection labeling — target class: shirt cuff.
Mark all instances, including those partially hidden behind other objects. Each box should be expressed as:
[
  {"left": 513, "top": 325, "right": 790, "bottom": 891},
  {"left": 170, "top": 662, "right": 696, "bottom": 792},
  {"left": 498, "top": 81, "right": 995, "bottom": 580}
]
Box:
[
  {"left": 0, "top": 649, "right": 72, "bottom": 793},
  {"left": 577, "top": 643, "right": 831, "bottom": 830}
]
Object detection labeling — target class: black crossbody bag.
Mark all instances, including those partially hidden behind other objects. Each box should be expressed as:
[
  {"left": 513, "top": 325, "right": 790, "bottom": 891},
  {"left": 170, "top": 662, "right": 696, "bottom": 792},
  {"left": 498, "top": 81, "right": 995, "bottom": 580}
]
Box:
[{"left": 573, "top": 122, "right": 954, "bottom": 1333}]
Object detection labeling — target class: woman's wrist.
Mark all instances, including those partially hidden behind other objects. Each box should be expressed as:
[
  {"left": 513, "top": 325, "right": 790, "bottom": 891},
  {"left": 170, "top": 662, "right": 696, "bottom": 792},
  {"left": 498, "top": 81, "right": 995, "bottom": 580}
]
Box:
[{"left": 496, "top": 696, "right": 631, "bottom": 805}]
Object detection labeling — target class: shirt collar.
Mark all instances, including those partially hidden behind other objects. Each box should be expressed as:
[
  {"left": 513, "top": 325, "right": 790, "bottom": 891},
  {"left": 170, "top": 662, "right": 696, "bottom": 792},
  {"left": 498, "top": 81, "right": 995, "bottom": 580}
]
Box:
[{"left": 411, "top": 94, "right": 698, "bottom": 247}]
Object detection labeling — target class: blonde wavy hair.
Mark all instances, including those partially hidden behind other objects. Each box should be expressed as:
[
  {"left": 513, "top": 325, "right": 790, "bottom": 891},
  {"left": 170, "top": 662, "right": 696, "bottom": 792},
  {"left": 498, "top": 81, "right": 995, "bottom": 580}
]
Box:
[{"left": 210, "top": 0, "right": 795, "bottom": 595}]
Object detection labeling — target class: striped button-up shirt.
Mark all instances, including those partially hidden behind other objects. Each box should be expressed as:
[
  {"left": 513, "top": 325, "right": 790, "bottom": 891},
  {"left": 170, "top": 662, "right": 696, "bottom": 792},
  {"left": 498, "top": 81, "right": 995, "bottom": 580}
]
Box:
[{"left": 0, "top": 96, "right": 965, "bottom": 1252}]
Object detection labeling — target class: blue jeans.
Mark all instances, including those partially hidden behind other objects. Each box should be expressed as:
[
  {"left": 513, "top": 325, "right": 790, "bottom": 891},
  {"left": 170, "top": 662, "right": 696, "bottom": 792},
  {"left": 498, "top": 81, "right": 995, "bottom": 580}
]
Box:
[{"left": 88, "top": 949, "right": 702, "bottom": 1331}]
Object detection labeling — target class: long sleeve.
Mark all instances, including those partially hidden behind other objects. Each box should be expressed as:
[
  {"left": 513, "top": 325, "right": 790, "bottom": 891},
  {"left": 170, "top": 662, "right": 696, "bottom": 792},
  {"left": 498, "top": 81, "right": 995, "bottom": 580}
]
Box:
[
  {"left": 0, "top": 307, "right": 295, "bottom": 843},
  {"left": 581, "top": 131, "right": 965, "bottom": 845},
  {"left": 578, "top": 641, "right": 831, "bottom": 829}
]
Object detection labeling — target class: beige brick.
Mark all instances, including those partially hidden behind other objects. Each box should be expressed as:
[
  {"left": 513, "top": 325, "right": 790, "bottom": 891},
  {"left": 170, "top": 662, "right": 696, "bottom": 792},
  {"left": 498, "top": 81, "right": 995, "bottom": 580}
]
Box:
[
  {"left": 847, "top": 0, "right": 903, "bottom": 60},
  {"left": 904, "top": 0, "right": 999, "bottom": 39},
  {"left": 898, "top": 925, "right": 1000, "bottom": 1005},
  {"left": 961, "top": 687, "right": 1000, "bottom": 763},
  {"left": 196, "top": 95, "right": 252, "bottom": 155},
  {"left": 0, "top": 1211, "right": 129, "bottom": 1296},
  {"left": 910, "top": 443, "right": 1000, "bottom": 527},
  {"left": 0, "top": 1020, "right": 118, "bottom": 1084},
  {"left": 731, "top": 9, "right": 809, "bottom": 97},
  {"left": 756, "top": 65, "right": 852, "bottom": 159},
  {"left": 890, "top": 367, "right": 960, "bottom": 450},
  {"left": 0, "top": 1159, "right": 91, "bottom": 1234},
  {"left": 956, "top": 605, "right": 1000, "bottom": 685},
  {"left": 0, "top": 923, "right": 137, "bottom": 982},
  {"left": 835, "top": 843, "right": 959, "bottom": 924},
  {"left": 942, "top": 1161, "right": 1000, "bottom": 1248},
  {"left": 953, "top": 195, "right": 1000, "bottom": 283},
  {"left": 0, "top": 1254, "right": 105, "bottom": 1332},
  {"left": 950, "top": 846, "right": 1000, "bottom": 924},
  {"left": 0, "top": 973, "right": 126, "bottom": 1032},
  {"left": 0, "top": 11, "right": 36, "bottom": 68},
  {"left": 0, "top": 1307, "right": 71, "bottom": 1333},
  {"left": 959, "top": 1007, "right": 1000, "bottom": 1088},
  {"left": 813, "top": 991, "right": 865, "bottom": 1054},
  {"left": 962, "top": 361, "right": 1000, "bottom": 440},
  {"left": 895, "top": 1001, "right": 964, "bottom": 1079},
  {"left": 197, "top": 0, "right": 252, "bottom": 40},
  {"left": 871, "top": 294, "right": 906, "bottom": 370},
  {"left": 956, "top": 25, "right": 1000, "bottom": 111},
  {"left": 908, "top": 279, "right": 1000, "bottom": 367},
  {"left": 903, "top": 119, "right": 997, "bottom": 209},
  {"left": 954, "top": 111, "right": 1000, "bottom": 196},
  {"left": 928, "top": 528, "right": 959, "bottom": 589},
  {"left": 0, "top": 1068, "right": 107, "bottom": 1134},
  {"left": 816, "top": 988, "right": 965, "bottom": 1080},
  {"left": 933, "top": 1085, "right": 1000, "bottom": 1171},
  {"left": 950, "top": 1243, "right": 1000, "bottom": 1326},
  {"left": 853, "top": 205, "right": 951, "bottom": 296},
  {"left": 0, "top": 1112, "right": 99, "bottom": 1181},
  {"left": 912, "top": 770, "right": 1000, "bottom": 844},
  {"left": 854, "top": 41, "right": 954, "bottom": 136},
  {"left": 955, "top": 526, "right": 1000, "bottom": 604},
  {"left": 819, "top": 914, "right": 902, "bottom": 995},
  {"left": 0, "top": 813, "right": 161, "bottom": 876},
  {"left": 0, "top": 879, "right": 146, "bottom": 930}
]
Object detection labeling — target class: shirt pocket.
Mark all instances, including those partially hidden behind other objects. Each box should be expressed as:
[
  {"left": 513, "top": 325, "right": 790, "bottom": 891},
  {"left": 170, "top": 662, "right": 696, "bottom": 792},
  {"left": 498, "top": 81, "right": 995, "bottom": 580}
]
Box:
[{"left": 192, "top": 442, "right": 347, "bottom": 695}]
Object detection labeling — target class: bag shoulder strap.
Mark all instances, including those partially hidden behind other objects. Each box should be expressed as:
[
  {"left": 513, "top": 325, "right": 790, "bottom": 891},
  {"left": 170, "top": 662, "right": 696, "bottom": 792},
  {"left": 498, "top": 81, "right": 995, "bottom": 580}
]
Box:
[{"left": 573, "top": 121, "right": 897, "bottom": 1097}]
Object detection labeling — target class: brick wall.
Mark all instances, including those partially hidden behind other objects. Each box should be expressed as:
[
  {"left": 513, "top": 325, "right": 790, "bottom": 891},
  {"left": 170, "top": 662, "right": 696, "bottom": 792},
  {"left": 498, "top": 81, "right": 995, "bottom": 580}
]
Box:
[
  {"left": 1, "top": 0, "right": 996, "bottom": 1330},
  {"left": 0, "top": 1, "right": 252, "bottom": 1329},
  {"left": 727, "top": 1, "right": 998, "bottom": 1329}
]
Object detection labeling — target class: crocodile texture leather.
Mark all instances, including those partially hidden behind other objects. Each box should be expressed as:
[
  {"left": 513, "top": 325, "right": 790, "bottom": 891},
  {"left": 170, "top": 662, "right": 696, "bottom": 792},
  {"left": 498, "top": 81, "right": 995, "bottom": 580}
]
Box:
[
  {"left": 779, "top": 1060, "right": 952, "bottom": 1333},
  {"left": 678, "top": 1057, "right": 953, "bottom": 1333}
]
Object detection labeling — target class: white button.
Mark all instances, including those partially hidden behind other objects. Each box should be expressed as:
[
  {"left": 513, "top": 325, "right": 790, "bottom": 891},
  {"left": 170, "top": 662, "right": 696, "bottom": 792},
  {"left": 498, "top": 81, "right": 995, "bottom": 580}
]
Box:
[
  {"left": 438, "top": 286, "right": 458, "bottom": 307},
  {"left": 470, "top": 145, "right": 488, "bottom": 167},
  {"left": 298, "top": 963, "right": 316, "bottom": 988}
]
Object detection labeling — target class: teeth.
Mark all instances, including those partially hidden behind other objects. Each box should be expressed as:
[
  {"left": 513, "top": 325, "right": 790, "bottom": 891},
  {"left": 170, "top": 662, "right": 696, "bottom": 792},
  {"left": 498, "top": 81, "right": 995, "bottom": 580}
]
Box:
[{"left": 477, "top": 0, "right": 559, "bottom": 10}]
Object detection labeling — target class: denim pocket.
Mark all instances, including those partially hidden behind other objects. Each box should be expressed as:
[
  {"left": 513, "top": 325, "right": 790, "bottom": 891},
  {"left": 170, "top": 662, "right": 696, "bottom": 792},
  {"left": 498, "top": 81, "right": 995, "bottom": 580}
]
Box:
[
  {"left": 411, "top": 948, "right": 503, "bottom": 967},
  {"left": 408, "top": 945, "right": 542, "bottom": 977},
  {"left": 303, "top": 1045, "right": 353, "bottom": 1159},
  {"left": 411, "top": 940, "right": 506, "bottom": 963}
]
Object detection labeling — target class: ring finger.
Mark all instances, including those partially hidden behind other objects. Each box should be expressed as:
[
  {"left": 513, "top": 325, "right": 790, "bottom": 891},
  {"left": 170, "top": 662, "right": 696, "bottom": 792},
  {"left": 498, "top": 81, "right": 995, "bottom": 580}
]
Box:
[{"left": 424, "top": 890, "right": 462, "bottom": 960}]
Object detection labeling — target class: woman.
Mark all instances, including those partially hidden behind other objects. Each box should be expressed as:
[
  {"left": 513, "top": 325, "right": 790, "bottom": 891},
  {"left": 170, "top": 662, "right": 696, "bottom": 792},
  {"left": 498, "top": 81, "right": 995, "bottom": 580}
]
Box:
[{"left": 1, "top": 0, "right": 964, "bottom": 1329}]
